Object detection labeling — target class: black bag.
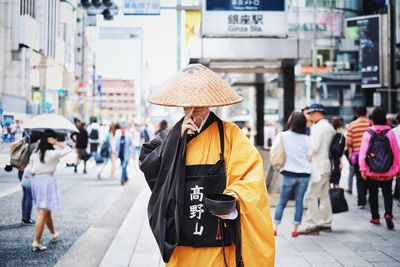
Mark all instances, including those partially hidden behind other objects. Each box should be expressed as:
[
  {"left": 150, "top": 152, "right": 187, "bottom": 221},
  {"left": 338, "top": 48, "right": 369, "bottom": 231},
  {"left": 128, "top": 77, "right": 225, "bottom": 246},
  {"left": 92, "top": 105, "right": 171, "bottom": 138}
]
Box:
[
  {"left": 329, "top": 133, "right": 346, "bottom": 159},
  {"left": 329, "top": 188, "right": 349, "bottom": 214},
  {"left": 267, "top": 138, "right": 272, "bottom": 147},
  {"left": 89, "top": 129, "right": 99, "bottom": 140}
]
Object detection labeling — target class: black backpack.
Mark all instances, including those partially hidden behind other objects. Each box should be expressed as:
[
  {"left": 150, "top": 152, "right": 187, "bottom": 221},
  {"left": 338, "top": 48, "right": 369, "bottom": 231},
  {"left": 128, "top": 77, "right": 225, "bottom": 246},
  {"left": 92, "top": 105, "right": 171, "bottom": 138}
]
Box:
[
  {"left": 366, "top": 129, "right": 394, "bottom": 173},
  {"left": 89, "top": 129, "right": 99, "bottom": 140},
  {"left": 329, "top": 132, "right": 346, "bottom": 159}
]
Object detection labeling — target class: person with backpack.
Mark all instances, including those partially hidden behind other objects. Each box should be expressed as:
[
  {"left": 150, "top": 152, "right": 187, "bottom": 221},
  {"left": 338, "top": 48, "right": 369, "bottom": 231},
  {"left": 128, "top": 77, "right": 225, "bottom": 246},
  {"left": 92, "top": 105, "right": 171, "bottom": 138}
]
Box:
[
  {"left": 71, "top": 119, "right": 89, "bottom": 174},
  {"left": 346, "top": 106, "right": 370, "bottom": 208},
  {"left": 330, "top": 117, "right": 346, "bottom": 188},
  {"left": 359, "top": 108, "right": 400, "bottom": 229},
  {"left": 87, "top": 118, "right": 100, "bottom": 156}
]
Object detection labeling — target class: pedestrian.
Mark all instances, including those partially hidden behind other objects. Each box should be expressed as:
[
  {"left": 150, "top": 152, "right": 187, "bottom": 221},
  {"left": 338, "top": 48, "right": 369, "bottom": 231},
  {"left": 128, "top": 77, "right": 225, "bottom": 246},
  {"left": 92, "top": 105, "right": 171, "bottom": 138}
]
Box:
[
  {"left": 155, "top": 120, "right": 168, "bottom": 136},
  {"left": 28, "top": 130, "right": 72, "bottom": 251},
  {"left": 87, "top": 117, "right": 100, "bottom": 156},
  {"left": 330, "top": 117, "right": 346, "bottom": 188},
  {"left": 115, "top": 124, "right": 134, "bottom": 185},
  {"left": 132, "top": 124, "right": 142, "bottom": 161},
  {"left": 97, "top": 125, "right": 112, "bottom": 180},
  {"left": 299, "top": 103, "right": 335, "bottom": 235},
  {"left": 273, "top": 112, "right": 311, "bottom": 237},
  {"left": 393, "top": 115, "right": 400, "bottom": 204},
  {"left": 359, "top": 108, "right": 400, "bottom": 229},
  {"left": 264, "top": 121, "right": 277, "bottom": 151},
  {"left": 71, "top": 119, "right": 89, "bottom": 174},
  {"left": 140, "top": 123, "right": 150, "bottom": 143},
  {"left": 9, "top": 131, "right": 42, "bottom": 225},
  {"left": 140, "top": 64, "right": 274, "bottom": 266},
  {"left": 109, "top": 123, "right": 120, "bottom": 179},
  {"left": 346, "top": 106, "right": 370, "bottom": 208},
  {"left": 301, "top": 106, "right": 312, "bottom": 135}
]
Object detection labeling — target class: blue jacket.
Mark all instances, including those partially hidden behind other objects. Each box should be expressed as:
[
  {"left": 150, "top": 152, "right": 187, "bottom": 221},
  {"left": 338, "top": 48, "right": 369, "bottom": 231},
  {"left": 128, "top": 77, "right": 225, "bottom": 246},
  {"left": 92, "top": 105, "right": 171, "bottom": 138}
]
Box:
[{"left": 115, "top": 134, "right": 134, "bottom": 160}]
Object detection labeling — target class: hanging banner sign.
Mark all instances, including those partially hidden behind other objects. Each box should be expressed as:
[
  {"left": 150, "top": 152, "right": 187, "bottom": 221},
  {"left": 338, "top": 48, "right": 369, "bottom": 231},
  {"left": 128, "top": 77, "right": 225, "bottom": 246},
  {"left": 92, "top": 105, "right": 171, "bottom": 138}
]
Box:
[
  {"left": 202, "top": 0, "right": 287, "bottom": 37},
  {"left": 123, "top": 0, "right": 160, "bottom": 15},
  {"left": 346, "top": 15, "right": 381, "bottom": 88}
]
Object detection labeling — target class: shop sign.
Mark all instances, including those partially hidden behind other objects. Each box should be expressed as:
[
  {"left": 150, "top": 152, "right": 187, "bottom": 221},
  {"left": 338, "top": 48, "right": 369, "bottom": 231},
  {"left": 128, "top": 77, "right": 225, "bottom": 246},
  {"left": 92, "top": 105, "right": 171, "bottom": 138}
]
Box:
[
  {"left": 287, "top": 7, "right": 342, "bottom": 38},
  {"left": 202, "top": 0, "right": 286, "bottom": 37}
]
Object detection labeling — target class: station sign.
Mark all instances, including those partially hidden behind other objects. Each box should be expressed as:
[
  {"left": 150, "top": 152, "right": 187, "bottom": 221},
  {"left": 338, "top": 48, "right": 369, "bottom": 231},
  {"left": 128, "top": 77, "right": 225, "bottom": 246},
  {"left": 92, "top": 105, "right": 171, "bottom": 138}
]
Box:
[
  {"left": 123, "top": 0, "right": 160, "bottom": 15},
  {"left": 202, "top": 0, "right": 287, "bottom": 37}
]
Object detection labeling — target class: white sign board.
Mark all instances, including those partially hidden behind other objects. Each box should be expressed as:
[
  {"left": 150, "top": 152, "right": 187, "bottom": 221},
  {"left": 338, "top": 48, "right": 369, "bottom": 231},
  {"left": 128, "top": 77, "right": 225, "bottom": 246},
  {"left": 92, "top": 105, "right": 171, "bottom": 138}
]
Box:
[
  {"left": 123, "top": 0, "right": 160, "bottom": 15},
  {"left": 202, "top": 0, "right": 287, "bottom": 37}
]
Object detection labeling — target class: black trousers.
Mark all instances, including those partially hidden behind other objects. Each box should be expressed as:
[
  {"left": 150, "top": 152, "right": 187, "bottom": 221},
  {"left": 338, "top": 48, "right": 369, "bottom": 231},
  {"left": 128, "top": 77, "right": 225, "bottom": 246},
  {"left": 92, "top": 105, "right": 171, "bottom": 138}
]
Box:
[
  {"left": 354, "top": 163, "right": 368, "bottom": 206},
  {"left": 393, "top": 178, "right": 400, "bottom": 199},
  {"left": 367, "top": 179, "right": 393, "bottom": 219}
]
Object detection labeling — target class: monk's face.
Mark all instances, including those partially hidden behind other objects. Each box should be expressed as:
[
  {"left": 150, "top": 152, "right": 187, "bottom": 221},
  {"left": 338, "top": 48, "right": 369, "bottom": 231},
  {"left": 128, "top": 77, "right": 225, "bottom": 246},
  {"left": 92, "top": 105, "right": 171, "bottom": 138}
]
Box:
[
  {"left": 183, "top": 107, "right": 210, "bottom": 127},
  {"left": 183, "top": 107, "right": 209, "bottom": 119}
]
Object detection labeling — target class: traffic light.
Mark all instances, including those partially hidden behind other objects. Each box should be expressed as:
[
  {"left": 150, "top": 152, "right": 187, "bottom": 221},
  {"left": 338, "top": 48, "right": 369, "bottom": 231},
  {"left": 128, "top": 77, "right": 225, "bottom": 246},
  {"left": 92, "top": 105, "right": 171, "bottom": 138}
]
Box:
[
  {"left": 92, "top": 0, "right": 102, "bottom": 7},
  {"left": 80, "top": 0, "right": 118, "bottom": 21},
  {"left": 103, "top": 0, "right": 113, "bottom": 7},
  {"left": 102, "top": 9, "right": 113, "bottom": 20},
  {"left": 81, "top": 0, "right": 91, "bottom": 8}
]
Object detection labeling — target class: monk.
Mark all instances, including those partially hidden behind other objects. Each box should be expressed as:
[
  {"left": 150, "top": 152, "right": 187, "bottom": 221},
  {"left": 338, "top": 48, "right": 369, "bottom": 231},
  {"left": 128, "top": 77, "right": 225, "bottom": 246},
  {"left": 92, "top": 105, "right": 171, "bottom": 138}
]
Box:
[{"left": 139, "top": 64, "right": 275, "bottom": 267}]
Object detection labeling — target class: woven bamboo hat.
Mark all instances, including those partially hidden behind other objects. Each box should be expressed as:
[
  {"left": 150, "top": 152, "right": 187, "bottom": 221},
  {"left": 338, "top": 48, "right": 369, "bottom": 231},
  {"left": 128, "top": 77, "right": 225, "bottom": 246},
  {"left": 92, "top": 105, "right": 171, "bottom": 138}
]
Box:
[{"left": 147, "top": 64, "right": 242, "bottom": 107}]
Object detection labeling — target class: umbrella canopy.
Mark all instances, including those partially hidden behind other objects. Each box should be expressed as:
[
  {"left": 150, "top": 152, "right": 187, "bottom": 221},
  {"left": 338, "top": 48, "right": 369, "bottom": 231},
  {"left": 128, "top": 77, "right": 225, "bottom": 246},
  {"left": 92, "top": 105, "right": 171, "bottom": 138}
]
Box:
[
  {"left": 24, "top": 114, "right": 78, "bottom": 133},
  {"left": 147, "top": 64, "right": 243, "bottom": 107}
]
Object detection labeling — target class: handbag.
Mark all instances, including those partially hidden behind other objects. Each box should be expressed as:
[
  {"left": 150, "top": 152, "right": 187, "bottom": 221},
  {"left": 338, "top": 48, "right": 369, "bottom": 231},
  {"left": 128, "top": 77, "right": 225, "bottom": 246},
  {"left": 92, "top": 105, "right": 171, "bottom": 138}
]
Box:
[
  {"left": 95, "top": 153, "right": 105, "bottom": 164},
  {"left": 21, "top": 170, "right": 33, "bottom": 189},
  {"left": 329, "top": 187, "right": 349, "bottom": 214},
  {"left": 269, "top": 132, "right": 286, "bottom": 169}
]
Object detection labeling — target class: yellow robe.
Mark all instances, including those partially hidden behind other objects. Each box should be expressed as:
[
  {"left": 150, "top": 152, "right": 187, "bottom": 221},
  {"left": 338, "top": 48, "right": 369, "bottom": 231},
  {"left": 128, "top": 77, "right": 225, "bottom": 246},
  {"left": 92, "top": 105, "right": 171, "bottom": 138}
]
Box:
[{"left": 167, "top": 120, "right": 275, "bottom": 267}]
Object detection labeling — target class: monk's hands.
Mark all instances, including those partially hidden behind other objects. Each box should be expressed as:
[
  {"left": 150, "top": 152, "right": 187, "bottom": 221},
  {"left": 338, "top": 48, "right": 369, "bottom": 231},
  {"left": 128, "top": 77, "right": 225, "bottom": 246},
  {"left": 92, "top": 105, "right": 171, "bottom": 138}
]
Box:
[{"left": 181, "top": 108, "right": 198, "bottom": 137}]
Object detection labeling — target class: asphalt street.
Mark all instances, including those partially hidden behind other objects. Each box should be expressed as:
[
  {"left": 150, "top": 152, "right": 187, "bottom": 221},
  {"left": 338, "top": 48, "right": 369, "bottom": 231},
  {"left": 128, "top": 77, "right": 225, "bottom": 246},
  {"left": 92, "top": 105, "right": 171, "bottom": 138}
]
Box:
[{"left": 0, "top": 157, "right": 141, "bottom": 267}]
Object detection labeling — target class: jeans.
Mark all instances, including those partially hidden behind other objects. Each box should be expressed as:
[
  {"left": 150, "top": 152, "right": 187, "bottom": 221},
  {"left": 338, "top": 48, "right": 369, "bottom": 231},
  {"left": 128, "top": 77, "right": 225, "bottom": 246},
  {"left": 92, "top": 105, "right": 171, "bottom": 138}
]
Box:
[
  {"left": 18, "top": 170, "right": 33, "bottom": 221},
  {"left": 367, "top": 179, "right": 393, "bottom": 219},
  {"left": 274, "top": 175, "right": 309, "bottom": 225},
  {"left": 121, "top": 159, "right": 129, "bottom": 181}
]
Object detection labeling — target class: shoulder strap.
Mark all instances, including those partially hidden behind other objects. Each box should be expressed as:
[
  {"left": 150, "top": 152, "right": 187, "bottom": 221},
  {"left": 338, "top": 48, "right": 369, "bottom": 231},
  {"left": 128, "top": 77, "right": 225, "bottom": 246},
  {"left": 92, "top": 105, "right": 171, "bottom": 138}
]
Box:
[
  {"left": 367, "top": 128, "right": 376, "bottom": 137},
  {"left": 216, "top": 118, "right": 225, "bottom": 161}
]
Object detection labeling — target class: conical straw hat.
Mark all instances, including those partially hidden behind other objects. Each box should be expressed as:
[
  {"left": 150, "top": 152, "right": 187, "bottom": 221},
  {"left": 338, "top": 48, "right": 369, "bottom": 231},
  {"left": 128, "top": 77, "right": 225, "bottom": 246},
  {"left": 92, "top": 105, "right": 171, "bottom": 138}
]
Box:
[{"left": 147, "top": 64, "right": 243, "bottom": 107}]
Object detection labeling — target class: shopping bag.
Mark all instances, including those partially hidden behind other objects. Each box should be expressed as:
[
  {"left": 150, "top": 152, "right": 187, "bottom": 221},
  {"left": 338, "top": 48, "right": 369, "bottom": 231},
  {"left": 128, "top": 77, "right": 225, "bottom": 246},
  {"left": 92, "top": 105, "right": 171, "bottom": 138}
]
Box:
[
  {"left": 329, "top": 188, "right": 349, "bottom": 214},
  {"left": 21, "top": 170, "right": 33, "bottom": 190},
  {"left": 270, "top": 132, "right": 286, "bottom": 169}
]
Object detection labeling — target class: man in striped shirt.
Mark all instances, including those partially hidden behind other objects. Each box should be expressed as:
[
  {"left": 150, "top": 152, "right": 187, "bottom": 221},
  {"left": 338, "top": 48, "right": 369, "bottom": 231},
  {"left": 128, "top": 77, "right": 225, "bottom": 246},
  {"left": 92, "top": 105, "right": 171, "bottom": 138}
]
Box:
[{"left": 346, "top": 106, "right": 370, "bottom": 208}]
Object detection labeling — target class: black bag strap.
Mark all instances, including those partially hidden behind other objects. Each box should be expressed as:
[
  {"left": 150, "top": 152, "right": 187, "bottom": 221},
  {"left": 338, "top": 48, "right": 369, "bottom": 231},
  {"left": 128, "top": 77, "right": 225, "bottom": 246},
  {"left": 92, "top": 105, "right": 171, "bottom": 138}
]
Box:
[{"left": 216, "top": 118, "right": 225, "bottom": 161}]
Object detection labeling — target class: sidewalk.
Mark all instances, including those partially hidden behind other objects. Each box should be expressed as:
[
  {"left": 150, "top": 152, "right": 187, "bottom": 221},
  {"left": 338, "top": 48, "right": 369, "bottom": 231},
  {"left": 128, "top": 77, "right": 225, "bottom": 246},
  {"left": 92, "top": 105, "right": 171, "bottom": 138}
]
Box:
[
  {"left": 100, "top": 185, "right": 163, "bottom": 267},
  {"left": 101, "top": 182, "right": 400, "bottom": 267}
]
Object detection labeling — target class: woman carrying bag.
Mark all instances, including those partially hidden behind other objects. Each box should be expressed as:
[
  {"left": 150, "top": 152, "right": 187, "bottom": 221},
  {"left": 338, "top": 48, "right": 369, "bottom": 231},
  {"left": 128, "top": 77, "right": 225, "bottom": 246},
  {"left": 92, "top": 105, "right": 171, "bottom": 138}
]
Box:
[
  {"left": 28, "top": 130, "right": 71, "bottom": 251},
  {"left": 271, "top": 112, "right": 311, "bottom": 237}
]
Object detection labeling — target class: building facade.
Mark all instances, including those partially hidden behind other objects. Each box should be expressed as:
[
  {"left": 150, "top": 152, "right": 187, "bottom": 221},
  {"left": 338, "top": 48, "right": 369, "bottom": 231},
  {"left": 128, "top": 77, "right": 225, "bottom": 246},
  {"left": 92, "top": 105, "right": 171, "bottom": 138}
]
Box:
[{"left": 0, "top": 0, "right": 78, "bottom": 124}]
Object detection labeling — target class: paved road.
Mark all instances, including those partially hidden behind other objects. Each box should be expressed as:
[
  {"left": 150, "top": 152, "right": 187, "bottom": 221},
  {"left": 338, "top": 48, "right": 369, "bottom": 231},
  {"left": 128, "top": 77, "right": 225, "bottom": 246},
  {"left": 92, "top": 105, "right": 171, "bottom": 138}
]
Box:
[{"left": 0, "top": 159, "right": 142, "bottom": 267}]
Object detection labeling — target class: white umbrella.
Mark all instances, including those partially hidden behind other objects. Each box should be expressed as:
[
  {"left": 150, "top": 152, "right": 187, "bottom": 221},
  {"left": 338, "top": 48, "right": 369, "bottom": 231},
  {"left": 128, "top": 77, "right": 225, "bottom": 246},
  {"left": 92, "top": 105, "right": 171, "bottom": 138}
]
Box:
[{"left": 24, "top": 114, "right": 78, "bottom": 133}]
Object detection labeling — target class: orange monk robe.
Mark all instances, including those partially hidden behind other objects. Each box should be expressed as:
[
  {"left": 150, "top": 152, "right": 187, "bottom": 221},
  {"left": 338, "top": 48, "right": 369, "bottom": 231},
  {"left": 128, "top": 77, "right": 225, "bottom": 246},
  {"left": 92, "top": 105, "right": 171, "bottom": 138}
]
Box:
[{"left": 167, "top": 120, "right": 275, "bottom": 267}]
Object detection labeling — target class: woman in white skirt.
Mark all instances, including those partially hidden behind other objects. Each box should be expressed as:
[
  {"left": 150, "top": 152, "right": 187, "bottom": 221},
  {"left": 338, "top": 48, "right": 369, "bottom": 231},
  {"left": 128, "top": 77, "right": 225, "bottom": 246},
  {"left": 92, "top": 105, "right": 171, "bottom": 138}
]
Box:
[{"left": 29, "top": 130, "right": 71, "bottom": 251}]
